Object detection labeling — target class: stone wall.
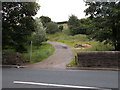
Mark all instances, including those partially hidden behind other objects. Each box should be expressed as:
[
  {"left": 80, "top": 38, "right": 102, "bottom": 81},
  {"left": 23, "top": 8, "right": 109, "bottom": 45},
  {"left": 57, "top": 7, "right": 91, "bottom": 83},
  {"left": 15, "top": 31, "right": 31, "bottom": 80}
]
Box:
[
  {"left": 2, "top": 52, "right": 28, "bottom": 65},
  {"left": 77, "top": 51, "right": 120, "bottom": 68}
]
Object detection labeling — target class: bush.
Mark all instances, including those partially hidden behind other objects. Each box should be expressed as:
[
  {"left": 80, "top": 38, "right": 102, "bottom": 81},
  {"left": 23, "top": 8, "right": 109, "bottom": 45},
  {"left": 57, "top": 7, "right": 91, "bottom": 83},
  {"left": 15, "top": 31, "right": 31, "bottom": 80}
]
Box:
[
  {"left": 32, "top": 18, "right": 47, "bottom": 46},
  {"left": 46, "top": 22, "right": 59, "bottom": 34},
  {"left": 59, "top": 25, "right": 63, "bottom": 31},
  {"left": 69, "top": 27, "right": 79, "bottom": 35},
  {"left": 68, "top": 15, "right": 81, "bottom": 35},
  {"left": 40, "top": 16, "right": 51, "bottom": 27},
  {"left": 16, "top": 44, "right": 27, "bottom": 53},
  {"left": 69, "top": 26, "right": 86, "bottom": 35}
]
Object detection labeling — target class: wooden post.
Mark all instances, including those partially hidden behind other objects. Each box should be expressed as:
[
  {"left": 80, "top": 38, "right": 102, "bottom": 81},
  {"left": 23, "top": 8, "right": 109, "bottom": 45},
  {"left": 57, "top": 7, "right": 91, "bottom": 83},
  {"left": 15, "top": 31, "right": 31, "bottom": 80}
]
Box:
[{"left": 30, "top": 41, "right": 32, "bottom": 61}]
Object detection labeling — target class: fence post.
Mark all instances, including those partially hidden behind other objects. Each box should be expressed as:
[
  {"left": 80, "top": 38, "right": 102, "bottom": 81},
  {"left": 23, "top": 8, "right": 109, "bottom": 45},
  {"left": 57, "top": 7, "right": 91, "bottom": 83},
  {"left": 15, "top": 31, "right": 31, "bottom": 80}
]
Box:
[{"left": 30, "top": 41, "right": 32, "bottom": 61}]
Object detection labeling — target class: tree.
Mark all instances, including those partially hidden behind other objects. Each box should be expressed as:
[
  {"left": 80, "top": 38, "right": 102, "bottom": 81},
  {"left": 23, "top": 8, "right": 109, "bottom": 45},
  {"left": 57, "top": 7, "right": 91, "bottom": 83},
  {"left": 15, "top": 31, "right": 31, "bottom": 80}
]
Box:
[
  {"left": 2, "top": 2, "right": 40, "bottom": 52},
  {"left": 32, "top": 18, "right": 46, "bottom": 46},
  {"left": 85, "top": 1, "right": 120, "bottom": 51},
  {"left": 68, "top": 15, "right": 80, "bottom": 28},
  {"left": 68, "top": 15, "right": 81, "bottom": 35},
  {"left": 40, "top": 16, "right": 51, "bottom": 27},
  {"left": 59, "top": 25, "right": 63, "bottom": 31},
  {"left": 79, "top": 18, "right": 95, "bottom": 35},
  {"left": 46, "top": 22, "right": 59, "bottom": 34}
]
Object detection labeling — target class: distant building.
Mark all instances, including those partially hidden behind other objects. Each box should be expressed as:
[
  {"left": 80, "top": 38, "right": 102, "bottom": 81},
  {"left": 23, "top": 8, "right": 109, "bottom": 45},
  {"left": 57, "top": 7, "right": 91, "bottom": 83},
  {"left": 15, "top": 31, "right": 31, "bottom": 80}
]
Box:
[{"left": 56, "top": 21, "right": 68, "bottom": 29}]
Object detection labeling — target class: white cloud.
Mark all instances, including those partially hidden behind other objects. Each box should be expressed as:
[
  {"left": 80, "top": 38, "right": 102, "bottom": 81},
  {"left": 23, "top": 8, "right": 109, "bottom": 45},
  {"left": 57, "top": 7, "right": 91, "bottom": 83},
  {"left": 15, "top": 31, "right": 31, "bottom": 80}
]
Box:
[{"left": 35, "top": 0, "right": 88, "bottom": 22}]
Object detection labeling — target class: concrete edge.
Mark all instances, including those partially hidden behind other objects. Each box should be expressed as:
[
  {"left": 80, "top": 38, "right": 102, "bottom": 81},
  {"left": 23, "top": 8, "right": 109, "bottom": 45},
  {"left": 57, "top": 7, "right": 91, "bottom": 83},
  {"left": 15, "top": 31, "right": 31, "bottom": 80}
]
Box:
[
  {"left": 0, "top": 65, "right": 27, "bottom": 68},
  {"left": 66, "top": 66, "right": 120, "bottom": 71},
  {"left": 1, "top": 65, "right": 120, "bottom": 71}
]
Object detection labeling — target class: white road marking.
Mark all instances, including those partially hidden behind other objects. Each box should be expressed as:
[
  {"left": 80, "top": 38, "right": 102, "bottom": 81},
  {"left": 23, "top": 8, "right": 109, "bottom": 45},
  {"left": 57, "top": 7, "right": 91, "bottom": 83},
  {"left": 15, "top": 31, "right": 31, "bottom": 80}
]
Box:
[{"left": 13, "top": 81, "right": 111, "bottom": 90}]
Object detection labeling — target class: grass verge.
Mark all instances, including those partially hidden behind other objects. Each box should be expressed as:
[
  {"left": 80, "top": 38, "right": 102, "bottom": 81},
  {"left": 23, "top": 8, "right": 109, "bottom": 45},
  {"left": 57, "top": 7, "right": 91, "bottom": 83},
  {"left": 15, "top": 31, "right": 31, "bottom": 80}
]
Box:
[
  {"left": 47, "top": 30, "right": 114, "bottom": 66},
  {"left": 67, "top": 50, "right": 78, "bottom": 66},
  {"left": 3, "top": 42, "right": 55, "bottom": 64},
  {"left": 22, "top": 42, "right": 55, "bottom": 64},
  {"left": 47, "top": 31, "right": 114, "bottom": 51}
]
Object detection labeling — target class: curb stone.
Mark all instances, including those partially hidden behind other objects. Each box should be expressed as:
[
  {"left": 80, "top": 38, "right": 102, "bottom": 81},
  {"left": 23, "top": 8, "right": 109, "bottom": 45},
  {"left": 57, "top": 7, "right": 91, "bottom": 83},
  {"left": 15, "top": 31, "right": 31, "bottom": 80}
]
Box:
[
  {"left": 0, "top": 65, "right": 27, "bottom": 68},
  {"left": 66, "top": 66, "right": 120, "bottom": 71}
]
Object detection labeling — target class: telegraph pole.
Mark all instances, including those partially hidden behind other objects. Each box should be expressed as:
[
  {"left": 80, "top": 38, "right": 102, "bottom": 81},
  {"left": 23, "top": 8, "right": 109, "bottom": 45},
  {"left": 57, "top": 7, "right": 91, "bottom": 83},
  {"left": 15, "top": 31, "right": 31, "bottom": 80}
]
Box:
[{"left": 30, "top": 41, "right": 32, "bottom": 61}]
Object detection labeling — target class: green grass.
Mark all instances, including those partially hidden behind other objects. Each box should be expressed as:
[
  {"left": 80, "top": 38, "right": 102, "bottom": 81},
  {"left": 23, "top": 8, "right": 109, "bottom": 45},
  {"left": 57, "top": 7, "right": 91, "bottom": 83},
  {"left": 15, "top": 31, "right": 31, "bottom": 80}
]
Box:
[
  {"left": 67, "top": 50, "right": 77, "bottom": 66},
  {"left": 3, "top": 42, "right": 55, "bottom": 64},
  {"left": 47, "top": 30, "right": 114, "bottom": 66},
  {"left": 47, "top": 30, "right": 89, "bottom": 46},
  {"left": 67, "top": 60, "right": 76, "bottom": 66},
  {"left": 47, "top": 30, "right": 114, "bottom": 51},
  {"left": 3, "top": 49, "right": 16, "bottom": 53},
  {"left": 22, "top": 42, "right": 55, "bottom": 63},
  {"left": 75, "top": 42, "right": 114, "bottom": 51}
]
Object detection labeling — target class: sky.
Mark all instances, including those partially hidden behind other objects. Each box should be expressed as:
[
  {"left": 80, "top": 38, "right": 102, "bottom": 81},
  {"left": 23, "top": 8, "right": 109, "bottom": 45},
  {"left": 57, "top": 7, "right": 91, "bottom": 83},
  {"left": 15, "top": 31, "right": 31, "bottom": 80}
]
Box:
[{"left": 35, "top": 0, "right": 88, "bottom": 22}]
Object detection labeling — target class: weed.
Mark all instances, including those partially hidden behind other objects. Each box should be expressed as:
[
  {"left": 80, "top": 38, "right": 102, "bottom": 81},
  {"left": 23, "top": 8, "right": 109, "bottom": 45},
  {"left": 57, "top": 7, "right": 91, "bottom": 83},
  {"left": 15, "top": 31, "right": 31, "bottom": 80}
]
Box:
[{"left": 22, "top": 42, "right": 55, "bottom": 63}]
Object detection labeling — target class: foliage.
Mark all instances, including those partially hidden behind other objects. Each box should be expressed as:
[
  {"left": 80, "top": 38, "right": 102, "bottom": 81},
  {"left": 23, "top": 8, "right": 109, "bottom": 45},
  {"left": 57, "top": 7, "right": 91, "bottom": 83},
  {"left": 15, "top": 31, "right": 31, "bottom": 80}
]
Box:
[
  {"left": 68, "top": 15, "right": 80, "bottom": 35},
  {"left": 22, "top": 42, "right": 55, "bottom": 63},
  {"left": 85, "top": 1, "right": 120, "bottom": 51},
  {"left": 47, "top": 31, "right": 114, "bottom": 51},
  {"left": 40, "top": 16, "right": 51, "bottom": 27},
  {"left": 67, "top": 15, "right": 94, "bottom": 35},
  {"left": 67, "top": 60, "right": 77, "bottom": 66},
  {"left": 46, "top": 22, "right": 59, "bottom": 34},
  {"left": 68, "top": 15, "right": 80, "bottom": 28},
  {"left": 79, "top": 18, "right": 95, "bottom": 35},
  {"left": 59, "top": 25, "right": 63, "bottom": 31},
  {"left": 32, "top": 18, "right": 46, "bottom": 46},
  {"left": 2, "top": 2, "right": 40, "bottom": 52},
  {"left": 67, "top": 50, "right": 77, "bottom": 66},
  {"left": 47, "top": 31, "right": 89, "bottom": 43}
]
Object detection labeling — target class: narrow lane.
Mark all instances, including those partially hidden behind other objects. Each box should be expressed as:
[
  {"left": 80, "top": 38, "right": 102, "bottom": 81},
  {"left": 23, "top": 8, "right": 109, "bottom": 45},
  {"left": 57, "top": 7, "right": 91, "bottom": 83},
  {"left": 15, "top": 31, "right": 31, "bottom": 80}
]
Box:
[{"left": 26, "top": 41, "right": 74, "bottom": 69}]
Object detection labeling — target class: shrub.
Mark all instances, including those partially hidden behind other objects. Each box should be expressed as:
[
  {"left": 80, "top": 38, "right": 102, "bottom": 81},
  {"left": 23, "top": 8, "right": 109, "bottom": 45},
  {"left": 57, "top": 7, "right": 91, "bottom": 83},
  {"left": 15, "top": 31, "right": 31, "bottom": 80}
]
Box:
[
  {"left": 32, "top": 18, "right": 46, "bottom": 46},
  {"left": 59, "top": 25, "right": 63, "bottom": 31},
  {"left": 46, "top": 22, "right": 59, "bottom": 34}
]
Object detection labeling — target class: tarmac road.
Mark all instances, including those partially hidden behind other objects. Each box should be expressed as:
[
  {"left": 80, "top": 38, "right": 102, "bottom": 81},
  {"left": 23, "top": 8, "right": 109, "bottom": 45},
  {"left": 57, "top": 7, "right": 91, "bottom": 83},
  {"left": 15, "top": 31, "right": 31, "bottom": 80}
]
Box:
[{"left": 2, "top": 68, "right": 119, "bottom": 90}]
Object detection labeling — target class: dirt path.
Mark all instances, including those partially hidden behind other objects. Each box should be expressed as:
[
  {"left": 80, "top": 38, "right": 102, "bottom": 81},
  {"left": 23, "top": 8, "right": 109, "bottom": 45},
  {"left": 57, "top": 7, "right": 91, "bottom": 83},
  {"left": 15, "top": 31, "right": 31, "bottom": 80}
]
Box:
[{"left": 26, "top": 41, "right": 74, "bottom": 69}]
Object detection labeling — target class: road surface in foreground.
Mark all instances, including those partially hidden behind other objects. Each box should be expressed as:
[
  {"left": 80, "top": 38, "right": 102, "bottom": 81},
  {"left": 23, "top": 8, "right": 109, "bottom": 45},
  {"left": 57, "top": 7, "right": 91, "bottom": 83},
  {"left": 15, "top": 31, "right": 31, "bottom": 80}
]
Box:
[{"left": 2, "top": 68, "right": 119, "bottom": 89}]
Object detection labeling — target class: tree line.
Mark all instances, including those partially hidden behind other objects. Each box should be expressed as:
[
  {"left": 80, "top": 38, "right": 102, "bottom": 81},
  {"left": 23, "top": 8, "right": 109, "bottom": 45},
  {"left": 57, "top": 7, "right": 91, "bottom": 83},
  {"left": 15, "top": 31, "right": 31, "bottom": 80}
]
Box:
[
  {"left": 2, "top": 1, "right": 120, "bottom": 52},
  {"left": 2, "top": 2, "right": 62, "bottom": 53},
  {"left": 67, "top": 1, "right": 120, "bottom": 51},
  {"left": 2, "top": 2, "right": 40, "bottom": 52}
]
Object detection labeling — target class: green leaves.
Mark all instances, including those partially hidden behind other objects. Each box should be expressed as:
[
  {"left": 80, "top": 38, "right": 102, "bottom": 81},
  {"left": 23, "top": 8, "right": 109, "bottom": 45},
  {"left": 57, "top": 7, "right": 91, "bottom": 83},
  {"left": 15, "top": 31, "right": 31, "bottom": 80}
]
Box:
[
  {"left": 46, "top": 22, "right": 59, "bottom": 34},
  {"left": 2, "top": 2, "right": 40, "bottom": 52},
  {"left": 32, "top": 18, "right": 46, "bottom": 46},
  {"left": 68, "top": 15, "right": 80, "bottom": 35},
  {"left": 68, "top": 15, "right": 80, "bottom": 28},
  {"left": 40, "top": 16, "right": 51, "bottom": 27},
  {"left": 85, "top": 2, "right": 120, "bottom": 50}
]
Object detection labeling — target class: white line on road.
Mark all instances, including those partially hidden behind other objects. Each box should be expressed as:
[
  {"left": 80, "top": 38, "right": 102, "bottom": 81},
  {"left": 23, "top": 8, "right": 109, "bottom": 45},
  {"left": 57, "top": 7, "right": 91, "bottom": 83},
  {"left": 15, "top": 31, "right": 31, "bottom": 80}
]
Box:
[{"left": 13, "top": 81, "right": 111, "bottom": 90}]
